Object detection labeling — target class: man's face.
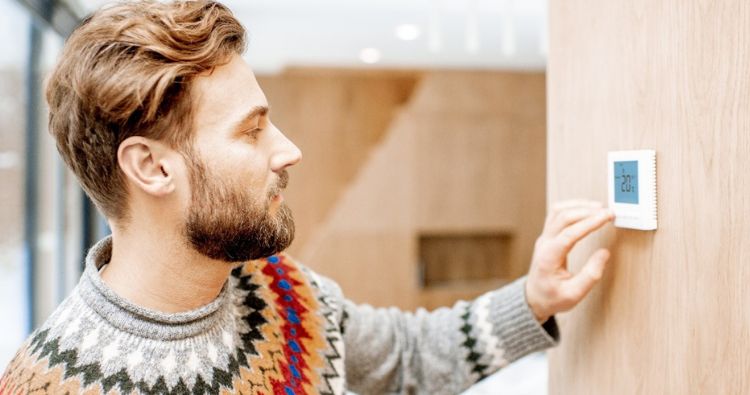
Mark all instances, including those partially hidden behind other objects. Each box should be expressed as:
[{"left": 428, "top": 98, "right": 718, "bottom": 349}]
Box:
[{"left": 182, "top": 54, "right": 302, "bottom": 262}]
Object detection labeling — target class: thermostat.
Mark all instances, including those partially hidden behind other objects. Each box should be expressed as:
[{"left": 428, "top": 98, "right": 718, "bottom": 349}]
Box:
[{"left": 607, "top": 150, "right": 657, "bottom": 230}]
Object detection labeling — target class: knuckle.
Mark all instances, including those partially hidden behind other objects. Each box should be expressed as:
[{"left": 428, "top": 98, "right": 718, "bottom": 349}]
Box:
[
  {"left": 559, "top": 211, "right": 575, "bottom": 223},
  {"left": 558, "top": 232, "right": 575, "bottom": 247},
  {"left": 546, "top": 286, "right": 561, "bottom": 300},
  {"left": 537, "top": 236, "right": 555, "bottom": 250},
  {"left": 559, "top": 289, "right": 579, "bottom": 305}
]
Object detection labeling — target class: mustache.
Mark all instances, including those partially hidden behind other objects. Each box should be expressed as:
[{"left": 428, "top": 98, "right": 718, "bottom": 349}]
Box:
[{"left": 268, "top": 170, "right": 289, "bottom": 198}]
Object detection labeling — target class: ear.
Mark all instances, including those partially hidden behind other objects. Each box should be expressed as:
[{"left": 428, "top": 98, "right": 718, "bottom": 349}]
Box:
[{"left": 117, "top": 136, "right": 177, "bottom": 197}]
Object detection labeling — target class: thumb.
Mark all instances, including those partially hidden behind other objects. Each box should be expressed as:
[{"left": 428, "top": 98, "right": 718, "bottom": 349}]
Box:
[{"left": 563, "top": 248, "right": 610, "bottom": 304}]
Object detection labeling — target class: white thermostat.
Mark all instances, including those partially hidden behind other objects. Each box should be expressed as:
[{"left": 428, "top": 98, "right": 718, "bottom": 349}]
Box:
[{"left": 607, "top": 150, "right": 657, "bottom": 230}]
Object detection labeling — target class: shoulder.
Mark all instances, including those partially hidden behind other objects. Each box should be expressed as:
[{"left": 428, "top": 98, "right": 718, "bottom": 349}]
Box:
[
  {"left": 235, "top": 253, "right": 344, "bottom": 300},
  {"left": 0, "top": 294, "right": 85, "bottom": 393},
  {"left": 232, "top": 253, "right": 347, "bottom": 321},
  {"left": 286, "top": 254, "right": 344, "bottom": 300},
  {"left": 282, "top": 253, "right": 346, "bottom": 309}
]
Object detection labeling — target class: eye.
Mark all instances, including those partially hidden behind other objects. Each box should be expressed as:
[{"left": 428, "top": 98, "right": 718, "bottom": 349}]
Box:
[{"left": 243, "top": 127, "right": 263, "bottom": 140}]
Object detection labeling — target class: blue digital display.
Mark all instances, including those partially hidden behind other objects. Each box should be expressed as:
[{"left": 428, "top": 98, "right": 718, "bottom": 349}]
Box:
[{"left": 614, "top": 161, "right": 639, "bottom": 204}]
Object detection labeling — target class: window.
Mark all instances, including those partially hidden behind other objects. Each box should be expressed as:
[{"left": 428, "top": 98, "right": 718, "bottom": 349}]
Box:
[
  {"left": 0, "top": 0, "right": 85, "bottom": 367},
  {"left": 0, "top": 0, "right": 31, "bottom": 367}
]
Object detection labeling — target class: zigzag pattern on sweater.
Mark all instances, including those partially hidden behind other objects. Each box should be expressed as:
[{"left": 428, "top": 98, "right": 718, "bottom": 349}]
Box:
[{"left": 0, "top": 254, "right": 344, "bottom": 395}]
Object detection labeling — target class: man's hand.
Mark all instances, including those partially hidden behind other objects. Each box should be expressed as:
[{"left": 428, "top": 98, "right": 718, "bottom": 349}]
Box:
[{"left": 525, "top": 200, "right": 615, "bottom": 323}]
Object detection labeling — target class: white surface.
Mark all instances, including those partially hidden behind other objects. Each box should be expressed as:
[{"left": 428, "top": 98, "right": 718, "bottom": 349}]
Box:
[
  {"left": 607, "top": 150, "right": 658, "bottom": 231},
  {"left": 462, "top": 352, "right": 547, "bottom": 395}
]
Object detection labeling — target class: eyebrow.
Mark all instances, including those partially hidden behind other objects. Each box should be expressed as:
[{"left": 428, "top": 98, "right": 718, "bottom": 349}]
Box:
[{"left": 233, "top": 105, "right": 269, "bottom": 130}]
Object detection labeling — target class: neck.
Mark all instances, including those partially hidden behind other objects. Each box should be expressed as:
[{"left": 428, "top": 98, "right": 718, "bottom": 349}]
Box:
[{"left": 102, "top": 221, "right": 238, "bottom": 313}]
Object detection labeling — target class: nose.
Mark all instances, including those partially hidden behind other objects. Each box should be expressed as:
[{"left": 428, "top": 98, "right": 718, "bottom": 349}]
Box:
[{"left": 269, "top": 124, "right": 302, "bottom": 172}]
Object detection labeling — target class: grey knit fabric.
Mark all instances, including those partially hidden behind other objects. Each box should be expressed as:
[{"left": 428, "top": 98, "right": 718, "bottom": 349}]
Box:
[{"left": 1, "top": 236, "right": 559, "bottom": 394}]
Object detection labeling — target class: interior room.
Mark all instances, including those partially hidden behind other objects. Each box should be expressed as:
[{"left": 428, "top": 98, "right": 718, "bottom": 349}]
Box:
[{"left": 2, "top": 0, "right": 748, "bottom": 394}]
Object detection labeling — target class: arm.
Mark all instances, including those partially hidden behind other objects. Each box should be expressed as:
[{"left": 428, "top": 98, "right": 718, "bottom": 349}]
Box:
[
  {"left": 318, "top": 200, "right": 613, "bottom": 394},
  {"left": 341, "top": 277, "right": 558, "bottom": 395}
]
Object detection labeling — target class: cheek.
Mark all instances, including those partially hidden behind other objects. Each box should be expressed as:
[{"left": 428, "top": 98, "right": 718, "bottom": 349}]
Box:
[
  {"left": 221, "top": 158, "right": 270, "bottom": 192},
  {"left": 172, "top": 160, "right": 195, "bottom": 210},
  {"left": 198, "top": 141, "right": 271, "bottom": 191}
]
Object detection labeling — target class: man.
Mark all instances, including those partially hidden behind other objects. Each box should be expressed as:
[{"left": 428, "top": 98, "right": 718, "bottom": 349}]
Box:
[{"left": 0, "top": 1, "right": 615, "bottom": 394}]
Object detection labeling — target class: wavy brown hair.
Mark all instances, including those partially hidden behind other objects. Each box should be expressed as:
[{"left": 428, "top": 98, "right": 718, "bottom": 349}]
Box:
[{"left": 46, "top": 0, "right": 246, "bottom": 220}]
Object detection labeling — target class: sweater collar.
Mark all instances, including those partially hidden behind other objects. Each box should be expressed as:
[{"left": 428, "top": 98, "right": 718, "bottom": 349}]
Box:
[{"left": 78, "top": 236, "right": 233, "bottom": 340}]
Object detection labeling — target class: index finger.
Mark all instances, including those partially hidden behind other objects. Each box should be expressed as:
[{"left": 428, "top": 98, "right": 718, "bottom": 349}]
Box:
[
  {"left": 549, "top": 200, "right": 603, "bottom": 213},
  {"left": 544, "top": 200, "right": 605, "bottom": 235},
  {"left": 551, "top": 209, "right": 614, "bottom": 256},
  {"left": 544, "top": 207, "right": 602, "bottom": 237}
]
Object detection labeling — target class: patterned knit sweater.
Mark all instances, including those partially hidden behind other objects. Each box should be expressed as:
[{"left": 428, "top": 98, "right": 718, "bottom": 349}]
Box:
[{"left": 0, "top": 237, "right": 559, "bottom": 394}]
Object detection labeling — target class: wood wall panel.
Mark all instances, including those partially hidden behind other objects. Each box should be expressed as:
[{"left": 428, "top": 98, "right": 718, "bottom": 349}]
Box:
[
  {"left": 300, "top": 112, "right": 419, "bottom": 308},
  {"left": 257, "top": 70, "right": 418, "bottom": 256},
  {"left": 548, "top": 1, "right": 750, "bottom": 393},
  {"left": 296, "top": 71, "right": 547, "bottom": 310}
]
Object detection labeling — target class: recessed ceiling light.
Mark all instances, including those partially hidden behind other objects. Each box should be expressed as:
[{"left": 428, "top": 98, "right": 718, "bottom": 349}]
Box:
[
  {"left": 359, "top": 48, "right": 381, "bottom": 64},
  {"left": 395, "top": 24, "right": 421, "bottom": 41}
]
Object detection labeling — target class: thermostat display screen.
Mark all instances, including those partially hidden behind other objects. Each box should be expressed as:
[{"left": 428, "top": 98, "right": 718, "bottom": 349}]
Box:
[
  {"left": 614, "top": 160, "right": 639, "bottom": 204},
  {"left": 608, "top": 150, "right": 656, "bottom": 230}
]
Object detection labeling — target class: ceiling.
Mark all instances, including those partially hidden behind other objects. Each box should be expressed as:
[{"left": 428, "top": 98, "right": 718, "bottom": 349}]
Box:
[{"left": 76, "top": 0, "right": 548, "bottom": 74}]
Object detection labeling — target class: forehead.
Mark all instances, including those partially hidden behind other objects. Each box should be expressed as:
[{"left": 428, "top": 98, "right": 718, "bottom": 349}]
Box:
[{"left": 191, "top": 54, "right": 266, "bottom": 136}]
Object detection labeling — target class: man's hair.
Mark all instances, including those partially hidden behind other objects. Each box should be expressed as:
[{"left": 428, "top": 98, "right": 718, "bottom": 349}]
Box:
[{"left": 46, "top": 0, "right": 246, "bottom": 220}]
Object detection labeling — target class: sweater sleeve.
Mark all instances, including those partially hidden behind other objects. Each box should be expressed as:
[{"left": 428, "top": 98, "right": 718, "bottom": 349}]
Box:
[{"left": 312, "top": 272, "right": 559, "bottom": 395}]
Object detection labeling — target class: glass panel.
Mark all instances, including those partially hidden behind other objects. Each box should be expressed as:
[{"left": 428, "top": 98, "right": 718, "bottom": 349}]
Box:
[
  {"left": 0, "top": 0, "right": 30, "bottom": 367},
  {"left": 34, "top": 24, "right": 69, "bottom": 323}
]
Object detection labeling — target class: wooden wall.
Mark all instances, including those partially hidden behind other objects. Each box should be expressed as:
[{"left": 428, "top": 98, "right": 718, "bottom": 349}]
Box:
[
  {"left": 547, "top": 1, "right": 750, "bottom": 393},
  {"left": 260, "top": 69, "right": 547, "bottom": 310}
]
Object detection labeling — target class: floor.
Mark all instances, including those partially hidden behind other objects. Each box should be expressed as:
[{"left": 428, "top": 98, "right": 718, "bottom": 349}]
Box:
[{"left": 462, "top": 352, "right": 548, "bottom": 395}]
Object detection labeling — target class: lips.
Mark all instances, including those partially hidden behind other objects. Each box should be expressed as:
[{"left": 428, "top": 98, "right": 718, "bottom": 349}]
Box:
[
  {"left": 268, "top": 170, "right": 289, "bottom": 200},
  {"left": 268, "top": 187, "right": 283, "bottom": 200}
]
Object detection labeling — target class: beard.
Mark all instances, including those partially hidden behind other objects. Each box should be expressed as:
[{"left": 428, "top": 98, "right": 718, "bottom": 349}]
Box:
[{"left": 183, "top": 153, "right": 295, "bottom": 262}]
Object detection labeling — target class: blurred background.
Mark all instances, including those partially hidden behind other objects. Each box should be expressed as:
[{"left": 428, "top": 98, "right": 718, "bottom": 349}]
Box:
[{"left": 0, "top": 0, "right": 548, "bottom": 393}]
